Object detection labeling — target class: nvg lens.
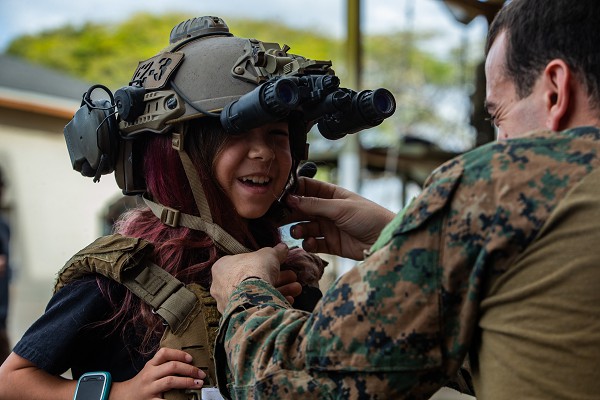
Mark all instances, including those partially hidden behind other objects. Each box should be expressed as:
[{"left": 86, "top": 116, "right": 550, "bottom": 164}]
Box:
[
  {"left": 275, "top": 80, "right": 297, "bottom": 105},
  {"left": 372, "top": 89, "right": 395, "bottom": 114}
]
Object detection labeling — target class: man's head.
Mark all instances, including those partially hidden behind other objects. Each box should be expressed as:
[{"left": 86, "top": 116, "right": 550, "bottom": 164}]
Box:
[{"left": 484, "top": 0, "right": 600, "bottom": 139}]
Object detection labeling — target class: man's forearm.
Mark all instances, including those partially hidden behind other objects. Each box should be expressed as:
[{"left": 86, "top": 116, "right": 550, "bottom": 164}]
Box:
[
  {"left": 214, "top": 251, "right": 451, "bottom": 399},
  {"left": 215, "top": 280, "right": 336, "bottom": 397}
]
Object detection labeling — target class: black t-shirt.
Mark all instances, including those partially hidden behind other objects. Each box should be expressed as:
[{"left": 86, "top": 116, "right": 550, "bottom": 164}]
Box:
[
  {"left": 14, "top": 270, "right": 323, "bottom": 383},
  {"left": 13, "top": 275, "right": 157, "bottom": 381}
]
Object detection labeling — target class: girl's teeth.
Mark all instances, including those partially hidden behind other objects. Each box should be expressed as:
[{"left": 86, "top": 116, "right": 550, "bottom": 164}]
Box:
[{"left": 241, "top": 176, "right": 270, "bottom": 184}]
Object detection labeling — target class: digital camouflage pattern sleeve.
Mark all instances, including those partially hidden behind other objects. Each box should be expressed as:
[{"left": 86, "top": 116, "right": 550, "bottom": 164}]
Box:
[{"left": 215, "top": 126, "right": 600, "bottom": 399}]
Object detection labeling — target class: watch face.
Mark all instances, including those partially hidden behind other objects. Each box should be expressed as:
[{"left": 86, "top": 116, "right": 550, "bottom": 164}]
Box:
[{"left": 74, "top": 373, "right": 110, "bottom": 400}]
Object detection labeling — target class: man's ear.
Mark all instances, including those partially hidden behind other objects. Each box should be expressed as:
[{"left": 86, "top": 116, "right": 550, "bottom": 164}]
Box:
[{"left": 543, "top": 59, "right": 571, "bottom": 131}]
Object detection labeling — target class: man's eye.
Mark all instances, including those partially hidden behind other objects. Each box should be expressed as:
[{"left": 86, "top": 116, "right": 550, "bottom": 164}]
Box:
[{"left": 270, "top": 129, "right": 289, "bottom": 137}]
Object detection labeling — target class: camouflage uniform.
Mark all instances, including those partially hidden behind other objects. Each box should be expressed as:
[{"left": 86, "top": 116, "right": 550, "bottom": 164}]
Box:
[{"left": 215, "top": 126, "right": 600, "bottom": 399}]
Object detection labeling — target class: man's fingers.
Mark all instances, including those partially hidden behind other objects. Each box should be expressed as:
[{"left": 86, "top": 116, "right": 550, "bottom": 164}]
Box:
[
  {"left": 302, "top": 237, "right": 332, "bottom": 254},
  {"left": 288, "top": 196, "right": 347, "bottom": 226},
  {"left": 289, "top": 225, "right": 328, "bottom": 253},
  {"left": 277, "top": 282, "right": 302, "bottom": 299},
  {"left": 277, "top": 270, "right": 298, "bottom": 286},
  {"left": 294, "top": 177, "right": 337, "bottom": 199},
  {"left": 290, "top": 222, "right": 323, "bottom": 240}
]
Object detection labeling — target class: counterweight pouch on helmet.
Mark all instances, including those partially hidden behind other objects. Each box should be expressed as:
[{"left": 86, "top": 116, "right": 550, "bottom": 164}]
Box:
[{"left": 55, "top": 234, "right": 222, "bottom": 400}]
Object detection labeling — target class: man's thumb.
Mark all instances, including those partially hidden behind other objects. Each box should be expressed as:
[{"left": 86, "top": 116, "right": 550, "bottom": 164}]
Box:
[
  {"left": 288, "top": 194, "right": 319, "bottom": 213},
  {"left": 274, "top": 242, "right": 289, "bottom": 262}
]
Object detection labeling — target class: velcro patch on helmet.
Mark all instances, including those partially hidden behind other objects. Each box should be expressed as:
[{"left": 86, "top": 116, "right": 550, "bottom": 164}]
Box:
[{"left": 131, "top": 52, "right": 185, "bottom": 90}]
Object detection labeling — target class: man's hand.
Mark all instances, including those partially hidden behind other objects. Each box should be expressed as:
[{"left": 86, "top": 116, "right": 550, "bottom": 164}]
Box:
[
  {"left": 211, "top": 244, "right": 290, "bottom": 313},
  {"left": 285, "top": 177, "right": 395, "bottom": 260},
  {"left": 275, "top": 269, "right": 303, "bottom": 306}
]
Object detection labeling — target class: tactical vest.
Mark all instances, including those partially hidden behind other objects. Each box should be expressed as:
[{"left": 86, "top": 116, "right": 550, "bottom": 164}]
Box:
[{"left": 55, "top": 234, "right": 222, "bottom": 400}]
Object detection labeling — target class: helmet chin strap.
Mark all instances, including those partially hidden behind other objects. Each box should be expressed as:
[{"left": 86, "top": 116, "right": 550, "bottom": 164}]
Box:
[{"left": 143, "top": 128, "right": 251, "bottom": 255}]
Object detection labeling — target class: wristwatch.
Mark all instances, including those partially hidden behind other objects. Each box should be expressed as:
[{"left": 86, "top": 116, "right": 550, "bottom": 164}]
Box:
[{"left": 73, "top": 371, "right": 112, "bottom": 400}]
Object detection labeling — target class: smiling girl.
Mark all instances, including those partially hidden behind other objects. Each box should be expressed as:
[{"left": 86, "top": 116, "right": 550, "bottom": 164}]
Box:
[{"left": 0, "top": 16, "right": 329, "bottom": 400}]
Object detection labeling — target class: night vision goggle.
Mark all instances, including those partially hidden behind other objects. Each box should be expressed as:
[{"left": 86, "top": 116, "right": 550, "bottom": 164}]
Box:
[{"left": 221, "top": 74, "right": 396, "bottom": 140}]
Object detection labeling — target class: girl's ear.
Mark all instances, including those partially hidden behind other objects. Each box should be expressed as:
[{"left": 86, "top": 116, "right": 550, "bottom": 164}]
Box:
[{"left": 543, "top": 59, "right": 572, "bottom": 131}]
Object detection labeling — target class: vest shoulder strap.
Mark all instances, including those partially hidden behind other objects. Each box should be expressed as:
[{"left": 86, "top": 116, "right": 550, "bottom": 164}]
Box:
[
  {"left": 55, "top": 234, "right": 230, "bottom": 398},
  {"left": 55, "top": 234, "right": 153, "bottom": 292},
  {"left": 56, "top": 234, "right": 221, "bottom": 393},
  {"left": 55, "top": 234, "right": 196, "bottom": 331}
]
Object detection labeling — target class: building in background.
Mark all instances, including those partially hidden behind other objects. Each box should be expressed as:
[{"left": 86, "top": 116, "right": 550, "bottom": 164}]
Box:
[{"left": 0, "top": 54, "right": 124, "bottom": 342}]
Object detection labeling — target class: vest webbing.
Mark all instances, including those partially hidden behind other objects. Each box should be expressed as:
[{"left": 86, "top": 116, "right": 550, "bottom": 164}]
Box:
[{"left": 55, "top": 234, "right": 221, "bottom": 399}]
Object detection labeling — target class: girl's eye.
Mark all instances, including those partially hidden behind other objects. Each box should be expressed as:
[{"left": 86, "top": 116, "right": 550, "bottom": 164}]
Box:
[{"left": 270, "top": 129, "right": 289, "bottom": 137}]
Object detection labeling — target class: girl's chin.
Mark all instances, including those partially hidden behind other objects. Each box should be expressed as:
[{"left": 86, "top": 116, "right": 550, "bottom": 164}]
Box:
[
  {"left": 238, "top": 211, "right": 269, "bottom": 219},
  {"left": 235, "top": 204, "right": 272, "bottom": 219}
]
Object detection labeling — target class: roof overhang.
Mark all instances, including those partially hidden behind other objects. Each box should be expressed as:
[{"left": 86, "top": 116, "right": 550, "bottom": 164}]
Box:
[{"left": 0, "top": 87, "right": 78, "bottom": 120}]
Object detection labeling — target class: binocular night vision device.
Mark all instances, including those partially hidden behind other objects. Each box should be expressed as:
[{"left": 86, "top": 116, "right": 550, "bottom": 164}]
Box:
[{"left": 220, "top": 74, "right": 396, "bottom": 140}]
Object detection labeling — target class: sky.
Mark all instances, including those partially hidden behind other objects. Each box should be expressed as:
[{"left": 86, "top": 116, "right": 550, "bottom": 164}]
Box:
[{"left": 0, "top": 0, "right": 488, "bottom": 52}]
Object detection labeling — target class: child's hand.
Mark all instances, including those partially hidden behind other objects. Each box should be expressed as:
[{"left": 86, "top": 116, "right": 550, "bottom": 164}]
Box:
[{"left": 110, "top": 348, "right": 205, "bottom": 399}]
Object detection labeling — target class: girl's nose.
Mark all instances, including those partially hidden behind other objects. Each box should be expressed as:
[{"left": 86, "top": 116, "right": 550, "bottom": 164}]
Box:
[{"left": 247, "top": 133, "right": 275, "bottom": 161}]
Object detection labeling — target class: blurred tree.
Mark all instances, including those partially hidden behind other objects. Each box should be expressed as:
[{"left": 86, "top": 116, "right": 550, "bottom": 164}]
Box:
[
  {"left": 5, "top": 13, "right": 341, "bottom": 90},
  {"left": 4, "top": 12, "right": 481, "bottom": 151},
  {"left": 6, "top": 13, "right": 187, "bottom": 89},
  {"left": 360, "top": 29, "right": 481, "bottom": 152}
]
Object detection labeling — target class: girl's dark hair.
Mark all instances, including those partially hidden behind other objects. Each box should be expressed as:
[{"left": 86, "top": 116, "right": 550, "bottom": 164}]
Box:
[{"left": 486, "top": 0, "right": 600, "bottom": 108}]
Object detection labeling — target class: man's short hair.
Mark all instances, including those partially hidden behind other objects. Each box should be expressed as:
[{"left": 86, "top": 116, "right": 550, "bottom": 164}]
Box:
[{"left": 486, "top": 0, "right": 600, "bottom": 108}]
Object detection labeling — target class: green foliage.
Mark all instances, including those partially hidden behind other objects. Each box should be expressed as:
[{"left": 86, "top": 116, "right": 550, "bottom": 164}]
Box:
[
  {"left": 6, "top": 13, "right": 342, "bottom": 90},
  {"left": 227, "top": 18, "right": 343, "bottom": 64},
  {"left": 4, "top": 12, "right": 480, "bottom": 150},
  {"left": 7, "top": 13, "right": 194, "bottom": 88},
  {"left": 360, "top": 29, "right": 479, "bottom": 149}
]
